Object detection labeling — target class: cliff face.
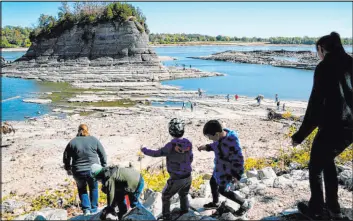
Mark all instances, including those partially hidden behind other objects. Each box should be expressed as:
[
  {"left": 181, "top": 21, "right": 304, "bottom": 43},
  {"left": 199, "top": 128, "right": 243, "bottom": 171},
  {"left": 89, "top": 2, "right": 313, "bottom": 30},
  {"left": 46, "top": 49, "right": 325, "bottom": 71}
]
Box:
[
  {"left": 19, "top": 20, "right": 156, "bottom": 62},
  {"left": 2, "top": 20, "right": 168, "bottom": 83}
]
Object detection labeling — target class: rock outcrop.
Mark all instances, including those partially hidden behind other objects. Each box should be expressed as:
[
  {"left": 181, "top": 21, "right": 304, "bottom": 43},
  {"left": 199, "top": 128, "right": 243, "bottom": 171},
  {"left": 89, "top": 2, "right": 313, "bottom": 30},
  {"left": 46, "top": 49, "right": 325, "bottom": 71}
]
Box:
[
  {"left": 1, "top": 21, "right": 223, "bottom": 84},
  {"left": 1, "top": 20, "right": 168, "bottom": 83},
  {"left": 189, "top": 50, "right": 353, "bottom": 70}
]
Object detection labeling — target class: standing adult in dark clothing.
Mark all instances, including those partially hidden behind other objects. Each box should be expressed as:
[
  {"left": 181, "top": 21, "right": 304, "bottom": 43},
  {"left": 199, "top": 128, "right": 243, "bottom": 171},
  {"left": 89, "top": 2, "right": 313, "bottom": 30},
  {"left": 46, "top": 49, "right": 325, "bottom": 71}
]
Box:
[
  {"left": 63, "top": 124, "right": 107, "bottom": 215},
  {"left": 291, "top": 32, "right": 353, "bottom": 220}
]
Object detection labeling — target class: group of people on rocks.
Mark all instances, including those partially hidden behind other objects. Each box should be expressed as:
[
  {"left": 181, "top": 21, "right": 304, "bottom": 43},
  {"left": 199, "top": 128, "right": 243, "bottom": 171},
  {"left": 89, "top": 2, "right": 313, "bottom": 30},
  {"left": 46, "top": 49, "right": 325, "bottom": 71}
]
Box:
[
  {"left": 63, "top": 32, "right": 352, "bottom": 220},
  {"left": 63, "top": 119, "right": 253, "bottom": 220}
]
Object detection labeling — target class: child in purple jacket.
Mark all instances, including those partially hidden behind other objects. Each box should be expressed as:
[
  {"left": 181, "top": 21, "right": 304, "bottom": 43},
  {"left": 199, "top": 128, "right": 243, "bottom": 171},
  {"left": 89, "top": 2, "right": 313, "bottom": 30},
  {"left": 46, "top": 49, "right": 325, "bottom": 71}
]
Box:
[
  {"left": 198, "top": 120, "right": 253, "bottom": 216},
  {"left": 141, "top": 118, "right": 193, "bottom": 220}
]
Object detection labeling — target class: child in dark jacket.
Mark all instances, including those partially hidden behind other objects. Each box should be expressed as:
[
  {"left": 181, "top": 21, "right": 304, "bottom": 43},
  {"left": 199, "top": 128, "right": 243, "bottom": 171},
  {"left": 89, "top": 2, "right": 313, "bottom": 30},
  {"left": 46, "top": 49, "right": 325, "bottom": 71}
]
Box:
[
  {"left": 141, "top": 118, "right": 193, "bottom": 220},
  {"left": 198, "top": 120, "right": 253, "bottom": 216}
]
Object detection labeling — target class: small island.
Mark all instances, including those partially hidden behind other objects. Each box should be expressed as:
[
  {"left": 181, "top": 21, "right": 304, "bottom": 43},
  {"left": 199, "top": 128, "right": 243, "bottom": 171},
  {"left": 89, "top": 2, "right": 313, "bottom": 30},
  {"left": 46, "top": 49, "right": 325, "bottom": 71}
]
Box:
[{"left": 188, "top": 49, "right": 353, "bottom": 70}]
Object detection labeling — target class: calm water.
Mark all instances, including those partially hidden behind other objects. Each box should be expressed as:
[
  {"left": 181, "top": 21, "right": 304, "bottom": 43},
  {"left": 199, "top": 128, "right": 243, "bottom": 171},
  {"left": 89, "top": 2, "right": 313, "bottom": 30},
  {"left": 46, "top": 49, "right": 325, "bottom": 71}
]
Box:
[
  {"left": 1, "top": 45, "right": 352, "bottom": 121},
  {"left": 156, "top": 45, "right": 352, "bottom": 101}
]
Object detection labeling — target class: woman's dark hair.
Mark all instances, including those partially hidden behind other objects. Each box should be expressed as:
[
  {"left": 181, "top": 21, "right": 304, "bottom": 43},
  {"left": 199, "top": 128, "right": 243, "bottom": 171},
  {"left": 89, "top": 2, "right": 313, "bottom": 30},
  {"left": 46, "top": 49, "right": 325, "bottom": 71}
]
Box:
[
  {"left": 203, "top": 120, "right": 223, "bottom": 136},
  {"left": 316, "top": 32, "right": 344, "bottom": 53}
]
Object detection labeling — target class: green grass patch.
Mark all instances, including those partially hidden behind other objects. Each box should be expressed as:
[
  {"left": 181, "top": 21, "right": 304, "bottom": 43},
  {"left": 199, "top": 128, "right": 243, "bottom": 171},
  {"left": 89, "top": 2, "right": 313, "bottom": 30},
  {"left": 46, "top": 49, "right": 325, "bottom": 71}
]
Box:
[{"left": 37, "top": 81, "right": 106, "bottom": 105}]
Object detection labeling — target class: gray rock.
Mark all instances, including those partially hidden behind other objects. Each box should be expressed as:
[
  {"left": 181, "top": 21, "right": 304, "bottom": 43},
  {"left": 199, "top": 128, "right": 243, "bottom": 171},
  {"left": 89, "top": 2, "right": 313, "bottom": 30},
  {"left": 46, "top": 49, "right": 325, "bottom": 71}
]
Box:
[
  {"left": 1, "top": 199, "right": 27, "bottom": 213},
  {"left": 177, "top": 210, "right": 202, "bottom": 220},
  {"left": 290, "top": 170, "right": 309, "bottom": 181},
  {"left": 260, "top": 178, "right": 275, "bottom": 187},
  {"left": 246, "top": 169, "right": 258, "bottom": 178},
  {"left": 289, "top": 162, "right": 301, "bottom": 170},
  {"left": 143, "top": 190, "right": 162, "bottom": 217},
  {"left": 273, "top": 176, "right": 292, "bottom": 189},
  {"left": 218, "top": 200, "right": 241, "bottom": 214},
  {"left": 339, "top": 170, "right": 353, "bottom": 190},
  {"left": 190, "top": 198, "right": 211, "bottom": 210},
  {"left": 258, "top": 167, "right": 277, "bottom": 180},
  {"left": 220, "top": 212, "right": 237, "bottom": 220},
  {"left": 16, "top": 208, "right": 67, "bottom": 220},
  {"left": 246, "top": 177, "right": 259, "bottom": 186},
  {"left": 122, "top": 205, "right": 156, "bottom": 220},
  {"left": 337, "top": 165, "right": 352, "bottom": 173},
  {"left": 239, "top": 186, "right": 250, "bottom": 196}
]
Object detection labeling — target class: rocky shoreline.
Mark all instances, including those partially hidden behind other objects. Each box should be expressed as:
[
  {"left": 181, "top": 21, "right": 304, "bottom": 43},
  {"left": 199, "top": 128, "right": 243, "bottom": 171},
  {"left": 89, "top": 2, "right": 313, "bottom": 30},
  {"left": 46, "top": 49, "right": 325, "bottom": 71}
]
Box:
[{"left": 188, "top": 50, "right": 353, "bottom": 70}]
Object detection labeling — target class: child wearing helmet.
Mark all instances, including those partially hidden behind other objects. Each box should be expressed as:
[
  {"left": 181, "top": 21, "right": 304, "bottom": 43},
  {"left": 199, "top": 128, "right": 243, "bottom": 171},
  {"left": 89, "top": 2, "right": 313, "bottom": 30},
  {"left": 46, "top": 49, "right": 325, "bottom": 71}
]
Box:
[{"left": 141, "top": 118, "right": 193, "bottom": 220}]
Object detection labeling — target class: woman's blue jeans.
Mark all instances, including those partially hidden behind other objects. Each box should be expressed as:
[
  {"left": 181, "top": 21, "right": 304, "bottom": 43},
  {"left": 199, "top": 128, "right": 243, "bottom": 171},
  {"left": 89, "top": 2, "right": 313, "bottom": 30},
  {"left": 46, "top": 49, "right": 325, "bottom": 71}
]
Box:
[{"left": 73, "top": 170, "right": 99, "bottom": 213}]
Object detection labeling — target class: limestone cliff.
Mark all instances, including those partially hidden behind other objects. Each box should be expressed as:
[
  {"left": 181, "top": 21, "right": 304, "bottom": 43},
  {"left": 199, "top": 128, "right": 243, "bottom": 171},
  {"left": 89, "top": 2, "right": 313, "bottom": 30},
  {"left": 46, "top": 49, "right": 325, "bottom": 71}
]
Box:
[
  {"left": 2, "top": 20, "right": 168, "bottom": 83},
  {"left": 18, "top": 20, "right": 156, "bottom": 63}
]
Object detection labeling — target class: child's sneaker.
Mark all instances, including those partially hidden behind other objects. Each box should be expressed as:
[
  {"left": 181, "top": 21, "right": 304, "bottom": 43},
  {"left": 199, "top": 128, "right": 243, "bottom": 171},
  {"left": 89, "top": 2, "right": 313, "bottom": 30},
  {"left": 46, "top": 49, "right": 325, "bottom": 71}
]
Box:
[
  {"left": 234, "top": 199, "right": 254, "bottom": 216},
  {"left": 203, "top": 202, "right": 220, "bottom": 209}
]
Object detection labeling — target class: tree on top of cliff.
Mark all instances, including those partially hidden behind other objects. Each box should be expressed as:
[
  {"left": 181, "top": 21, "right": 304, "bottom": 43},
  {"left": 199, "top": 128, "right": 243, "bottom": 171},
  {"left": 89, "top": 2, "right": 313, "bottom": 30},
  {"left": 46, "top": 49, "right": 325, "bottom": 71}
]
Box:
[{"left": 29, "top": 2, "right": 149, "bottom": 42}]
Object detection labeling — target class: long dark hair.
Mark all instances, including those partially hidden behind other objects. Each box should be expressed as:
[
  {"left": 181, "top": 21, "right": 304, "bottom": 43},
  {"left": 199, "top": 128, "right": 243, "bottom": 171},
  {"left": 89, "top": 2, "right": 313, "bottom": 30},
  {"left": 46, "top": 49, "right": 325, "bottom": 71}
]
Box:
[{"left": 316, "top": 32, "right": 345, "bottom": 53}]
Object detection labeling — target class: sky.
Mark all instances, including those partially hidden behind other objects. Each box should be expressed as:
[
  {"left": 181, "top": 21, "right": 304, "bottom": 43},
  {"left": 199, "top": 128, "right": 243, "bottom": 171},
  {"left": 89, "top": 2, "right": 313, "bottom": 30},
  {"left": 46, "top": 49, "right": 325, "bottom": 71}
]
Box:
[{"left": 2, "top": 2, "right": 352, "bottom": 38}]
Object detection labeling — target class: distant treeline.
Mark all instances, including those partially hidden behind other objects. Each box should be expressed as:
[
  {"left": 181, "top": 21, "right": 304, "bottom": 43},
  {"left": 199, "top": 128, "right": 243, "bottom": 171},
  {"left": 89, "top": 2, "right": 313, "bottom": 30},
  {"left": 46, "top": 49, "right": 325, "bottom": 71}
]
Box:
[
  {"left": 1, "top": 26, "right": 32, "bottom": 48},
  {"left": 1, "top": 25, "right": 352, "bottom": 48},
  {"left": 150, "top": 33, "right": 353, "bottom": 45}
]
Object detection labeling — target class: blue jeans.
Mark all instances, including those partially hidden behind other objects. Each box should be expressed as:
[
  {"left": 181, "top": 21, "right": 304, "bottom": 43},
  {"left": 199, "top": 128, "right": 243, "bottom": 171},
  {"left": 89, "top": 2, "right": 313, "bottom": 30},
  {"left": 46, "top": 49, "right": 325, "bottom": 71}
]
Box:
[
  {"left": 115, "top": 176, "right": 144, "bottom": 219},
  {"left": 73, "top": 170, "right": 99, "bottom": 213}
]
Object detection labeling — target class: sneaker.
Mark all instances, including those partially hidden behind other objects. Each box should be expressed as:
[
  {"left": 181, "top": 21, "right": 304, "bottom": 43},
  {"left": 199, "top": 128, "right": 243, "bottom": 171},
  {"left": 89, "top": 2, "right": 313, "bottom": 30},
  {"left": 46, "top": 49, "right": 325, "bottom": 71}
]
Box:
[
  {"left": 83, "top": 210, "right": 91, "bottom": 216},
  {"left": 234, "top": 199, "right": 254, "bottom": 216},
  {"left": 203, "top": 202, "right": 220, "bottom": 209},
  {"left": 297, "top": 202, "right": 323, "bottom": 220},
  {"left": 106, "top": 213, "right": 119, "bottom": 220}
]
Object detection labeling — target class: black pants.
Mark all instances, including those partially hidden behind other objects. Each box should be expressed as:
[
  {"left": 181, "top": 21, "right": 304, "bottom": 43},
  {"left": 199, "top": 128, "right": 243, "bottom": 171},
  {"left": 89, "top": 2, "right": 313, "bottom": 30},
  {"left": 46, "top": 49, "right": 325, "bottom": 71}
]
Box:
[
  {"left": 210, "top": 176, "right": 245, "bottom": 205},
  {"left": 308, "top": 128, "right": 353, "bottom": 214}
]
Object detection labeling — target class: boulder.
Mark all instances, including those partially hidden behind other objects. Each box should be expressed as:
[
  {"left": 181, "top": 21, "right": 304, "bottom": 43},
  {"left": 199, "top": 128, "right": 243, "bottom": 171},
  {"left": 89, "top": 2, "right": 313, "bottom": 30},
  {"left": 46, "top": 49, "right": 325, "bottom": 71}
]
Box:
[
  {"left": 217, "top": 200, "right": 240, "bottom": 214},
  {"left": 289, "top": 162, "right": 301, "bottom": 170},
  {"left": 142, "top": 190, "right": 162, "bottom": 217},
  {"left": 337, "top": 165, "right": 352, "bottom": 173},
  {"left": 246, "top": 177, "right": 259, "bottom": 186},
  {"left": 122, "top": 205, "right": 156, "bottom": 220},
  {"left": 258, "top": 167, "right": 277, "bottom": 180},
  {"left": 16, "top": 208, "right": 67, "bottom": 220},
  {"left": 260, "top": 178, "right": 275, "bottom": 187},
  {"left": 1, "top": 199, "right": 28, "bottom": 214},
  {"left": 190, "top": 198, "right": 211, "bottom": 210},
  {"left": 246, "top": 169, "right": 258, "bottom": 178},
  {"left": 290, "top": 170, "right": 309, "bottom": 181},
  {"left": 273, "top": 176, "right": 293, "bottom": 189},
  {"left": 220, "top": 212, "right": 237, "bottom": 220}
]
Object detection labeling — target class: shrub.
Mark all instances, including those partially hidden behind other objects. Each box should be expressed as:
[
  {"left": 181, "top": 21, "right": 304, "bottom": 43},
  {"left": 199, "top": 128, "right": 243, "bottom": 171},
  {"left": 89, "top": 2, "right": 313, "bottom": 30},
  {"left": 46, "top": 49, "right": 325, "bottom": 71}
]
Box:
[
  {"left": 29, "top": 2, "right": 148, "bottom": 42},
  {"left": 141, "top": 168, "right": 205, "bottom": 192}
]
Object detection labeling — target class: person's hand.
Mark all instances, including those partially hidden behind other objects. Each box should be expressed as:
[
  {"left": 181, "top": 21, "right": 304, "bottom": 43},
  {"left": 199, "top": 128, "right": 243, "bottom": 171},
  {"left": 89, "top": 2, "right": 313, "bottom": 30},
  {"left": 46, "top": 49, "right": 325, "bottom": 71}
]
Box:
[{"left": 198, "top": 145, "right": 207, "bottom": 152}]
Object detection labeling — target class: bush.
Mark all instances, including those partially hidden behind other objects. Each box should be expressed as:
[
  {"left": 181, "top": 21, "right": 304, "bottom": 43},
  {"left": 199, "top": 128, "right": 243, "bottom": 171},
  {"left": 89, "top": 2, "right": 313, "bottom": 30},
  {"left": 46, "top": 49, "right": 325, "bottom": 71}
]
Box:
[
  {"left": 141, "top": 168, "right": 205, "bottom": 192},
  {"left": 29, "top": 2, "right": 148, "bottom": 42}
]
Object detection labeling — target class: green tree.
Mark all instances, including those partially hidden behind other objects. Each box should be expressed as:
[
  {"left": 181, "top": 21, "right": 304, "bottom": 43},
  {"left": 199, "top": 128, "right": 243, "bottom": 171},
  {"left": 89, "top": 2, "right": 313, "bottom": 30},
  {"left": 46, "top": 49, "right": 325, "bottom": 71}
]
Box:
[{"left": 105, "top": 6, "right": 114, "bottom": 19}]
